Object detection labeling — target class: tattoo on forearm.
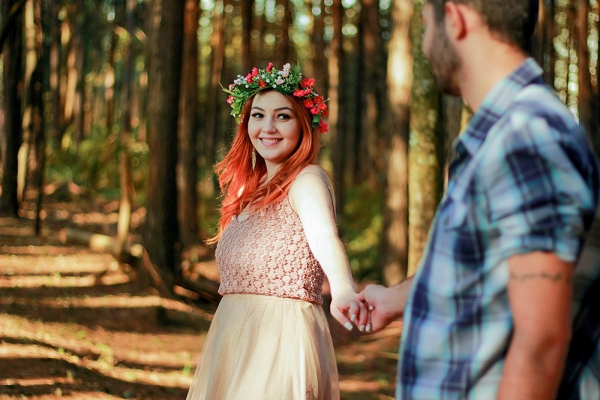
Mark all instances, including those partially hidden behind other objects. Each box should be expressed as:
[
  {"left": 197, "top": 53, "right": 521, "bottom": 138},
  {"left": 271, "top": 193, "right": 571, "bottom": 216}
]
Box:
[{"left": 509, "top": 272, "right": 572, "bottom": 284}]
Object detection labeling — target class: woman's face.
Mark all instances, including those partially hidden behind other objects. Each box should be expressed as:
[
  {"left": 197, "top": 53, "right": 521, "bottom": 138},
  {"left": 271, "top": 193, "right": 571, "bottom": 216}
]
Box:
[{"left": 248, "top": 91, "right": 301, "bottom": 176}]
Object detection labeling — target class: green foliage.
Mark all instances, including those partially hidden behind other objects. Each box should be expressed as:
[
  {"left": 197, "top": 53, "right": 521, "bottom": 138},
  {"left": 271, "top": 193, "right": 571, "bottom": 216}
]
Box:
[
  {"left": 45, "top": 125, "right": 149, "bottom": 204},
  {"left": 340, "top": 182, "right": 383, "bottom": 282}
]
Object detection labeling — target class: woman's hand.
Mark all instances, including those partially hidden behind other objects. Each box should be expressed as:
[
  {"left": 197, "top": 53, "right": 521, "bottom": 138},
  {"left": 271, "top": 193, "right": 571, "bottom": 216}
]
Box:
[{"left": 330, "top": 290, "right": 369, "bottom": 332}]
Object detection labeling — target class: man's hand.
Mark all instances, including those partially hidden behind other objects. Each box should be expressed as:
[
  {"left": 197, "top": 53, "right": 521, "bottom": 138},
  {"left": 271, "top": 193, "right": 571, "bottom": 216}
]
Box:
[{"left": 356, "top": 278, "right": 413, "bottom": 332}]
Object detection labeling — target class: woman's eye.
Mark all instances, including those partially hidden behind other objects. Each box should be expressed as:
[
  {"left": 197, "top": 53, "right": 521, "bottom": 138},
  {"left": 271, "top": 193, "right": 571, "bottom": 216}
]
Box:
[
  {"left": 277, "top": 113, "right": 291, "bottom": 120},
  {"left": 251, "top": 112, "right": 264, "bottom": 118}
]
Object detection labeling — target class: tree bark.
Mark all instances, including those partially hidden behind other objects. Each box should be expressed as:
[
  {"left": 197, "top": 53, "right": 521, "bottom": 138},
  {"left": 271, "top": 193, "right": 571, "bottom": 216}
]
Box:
[
  {"left": 177, "top": 0, "right": 200, "bottom": 248},
  {"left": 407, "top": 0, "right": 442, "bottom": 276},
  {"left": 144, "top": 0, "right": 184, "bottom": 275},
  {"left": 202, "top": 1, "right": 225, "bottom": 174},
  {"left": 379, "top": 0, "right": 413, "bottom": 285},
  {"left": 241, "top": 0, "right": 253, "bottom": 72},
  {"left": 331, "top": 0, "right": 347, "bottom": 221},
  {"left": 1, "top": 0, "right": 24, "bottom": 217},
  {"left": 576, "top": 0, "right": 599, "bottom": 152},
  {"left": 116, "top": 0, "right": 138, "bottom": 255}
]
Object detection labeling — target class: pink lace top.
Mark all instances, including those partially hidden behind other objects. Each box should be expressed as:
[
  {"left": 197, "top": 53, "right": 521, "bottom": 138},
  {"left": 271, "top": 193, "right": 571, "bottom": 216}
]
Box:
[{"left": 215, "top": 197, "right": 325, "bottom": 305}]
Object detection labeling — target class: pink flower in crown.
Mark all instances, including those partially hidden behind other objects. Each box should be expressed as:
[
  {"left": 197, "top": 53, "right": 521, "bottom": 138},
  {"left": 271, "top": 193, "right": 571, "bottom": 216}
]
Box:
[
  {"left": 227, "top": 96, "right": 234, "bottom": 105},
  {"left": 229, "top": 84, "right": 235, "bottom": 90},
  {"left": 246, "top": 73, "right": 253, "bottom": 84},
  {"left": 275, "top": 78, "right": 285, "bottom": 85},
  {"left": 266, "top": 62, "right": 274, "bottom": 72},
  {"left": 251, "top": 67, "right": 259, "bottom": 77}
]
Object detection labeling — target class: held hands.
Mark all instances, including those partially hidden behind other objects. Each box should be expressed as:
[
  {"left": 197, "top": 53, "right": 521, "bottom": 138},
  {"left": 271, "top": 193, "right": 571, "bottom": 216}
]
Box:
[
  {"left": 329, "top": 290, "right": 370, "bottom": 332},
  {"left": 355, "top": 284, "right": 404, "bottom": 333}
]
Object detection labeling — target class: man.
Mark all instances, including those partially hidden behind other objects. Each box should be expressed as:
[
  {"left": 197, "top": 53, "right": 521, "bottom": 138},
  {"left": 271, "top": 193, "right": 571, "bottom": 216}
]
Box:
[{"left": 358, "top": 0, "right": 600, "bottom": 398}]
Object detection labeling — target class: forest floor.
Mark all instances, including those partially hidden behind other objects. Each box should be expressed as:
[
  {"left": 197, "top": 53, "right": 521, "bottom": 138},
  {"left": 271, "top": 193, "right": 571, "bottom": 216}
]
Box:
[{"left": 0, "top": 192, "right": 401, "bottom": 400}]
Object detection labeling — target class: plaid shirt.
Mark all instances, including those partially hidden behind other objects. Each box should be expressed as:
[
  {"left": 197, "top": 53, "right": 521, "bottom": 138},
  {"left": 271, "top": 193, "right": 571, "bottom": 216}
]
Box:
[{"left": 398, "top": 58, "right": 600, "bottom": 399}]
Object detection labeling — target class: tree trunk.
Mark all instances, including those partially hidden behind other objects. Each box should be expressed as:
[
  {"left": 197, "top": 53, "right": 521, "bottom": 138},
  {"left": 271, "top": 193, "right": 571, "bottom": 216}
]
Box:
[
  {"left": 331, "top": 0, "right": 346, "bottom": 221},
  {"left": 280, "top": 0, "right": 294, "bottom": 66},
  {"left": 144, "top": 0, "right": 184, "bottom": 276},
  {"left": 1, "top": 0, "right": 24, "bottom": 217},
  {"left": 116, "top": 0, "right": 138, "bottom": 255},
  {"left": 202, "top": 1, "right": 225, "bottom": 175},
  {"left": 576, "top": 0, "right": 599, "bottom": 152},
  {"left": 356, "top": 0, "right": 380, "bottom": 188},
  {"left": 177, "top": 0, "right": 200, "bottom": 248},
  {"left": 543, "top": 0, "right": 556, "bottom": 86},
  {"left": 408, "top": 0, "right": 442, "bottom": 276},
  {"left": 48, "top": 1, "right": 61, "bottom": 142},
  {"left": 241, "top": 0, "right": 253, "bottom": 72},
  {"left": 379, "top": 0, "right": 413, "bottom": 285}
]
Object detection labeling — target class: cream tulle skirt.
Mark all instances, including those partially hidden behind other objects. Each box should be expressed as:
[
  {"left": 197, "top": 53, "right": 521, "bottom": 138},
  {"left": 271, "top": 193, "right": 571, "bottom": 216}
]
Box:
[{"left": 186, "top": 294, "right": 340, "bottom": 400}]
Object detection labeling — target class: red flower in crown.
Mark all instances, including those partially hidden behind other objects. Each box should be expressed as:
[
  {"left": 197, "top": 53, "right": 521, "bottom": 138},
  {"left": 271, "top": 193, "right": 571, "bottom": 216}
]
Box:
[
  {"left": 318, "top": 121, "right": 329, "bottom": 133},
  {"left": 303, "top": 99, "right": 314, "bottom": 108},
  {"left": 266, "top": 62, "right": 274, "bottom": 72}
]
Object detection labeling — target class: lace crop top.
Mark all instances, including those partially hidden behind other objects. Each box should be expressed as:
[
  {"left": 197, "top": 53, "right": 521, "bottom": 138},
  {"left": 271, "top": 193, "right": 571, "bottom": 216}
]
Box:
[{"left": 215, "top": 197, "right": 325, "bottom": 305}]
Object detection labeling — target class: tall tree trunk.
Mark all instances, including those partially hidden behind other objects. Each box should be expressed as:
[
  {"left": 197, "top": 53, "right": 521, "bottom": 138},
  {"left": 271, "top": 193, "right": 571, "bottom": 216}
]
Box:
[
  {"left": 330, "top": 0, "right": 346, "bottom": 221},
  {"left": 116, "top": 0, "right": 138, "bottom": 255},
  {"left": 408, "top": 0, "right": 442, "bottom": 276},
  {"left": 1, "top": 0, "right": 24, "bottom": 216},
  {"left": 203, "top": 1, "right": 225, "bottom": 177},
  {"left": 177, "top": 0, "right": 200, "bottom": 248},
  {"left": 276, "top": 0, "right": 293, "bottom": 66},
  {"left": 48, "top": 1, "right": 61, "bottom": 142},
  {"left": 379, "top": 0, "right": 413, "bottom": 284},
  {"left": 576, "top": 0, "right": 599, "bottom": 151},
  {"left": 542, "top": 0, "right": 556, "bottom": 85},
  {"left": 105, "top": 29, "right": 118, "bottom": 138},
  {"left": 355, "top": 0, "right": 379, "bottom": 188},
  {"left": 30, "top": 0, "right": 46, "bottom": 235},
  {"left": 439, "top": 96, "right": 463, "bottom": 190},
  {"left": 144, "top": 0, "right": 184, "bottom": 275},
  {"left": 241, "top": 0, "right": 253, "bottom": 72}
]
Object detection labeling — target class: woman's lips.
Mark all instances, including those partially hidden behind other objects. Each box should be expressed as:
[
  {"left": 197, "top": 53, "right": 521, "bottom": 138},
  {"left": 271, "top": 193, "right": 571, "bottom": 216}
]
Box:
[{"left": 259, "top": 138, "right": 282, "bottom": 146}]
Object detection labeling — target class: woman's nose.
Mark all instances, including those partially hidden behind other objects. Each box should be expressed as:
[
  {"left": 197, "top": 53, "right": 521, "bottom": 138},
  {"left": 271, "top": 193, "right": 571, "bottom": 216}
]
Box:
[{"left": 262, "top": 117, "right": 277, "bottom": 133}]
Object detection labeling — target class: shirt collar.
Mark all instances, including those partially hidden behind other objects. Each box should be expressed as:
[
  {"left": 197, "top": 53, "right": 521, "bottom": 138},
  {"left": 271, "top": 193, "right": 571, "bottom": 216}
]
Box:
[{"left": 455, "top": 58, "right": 544, "bottom": 156}]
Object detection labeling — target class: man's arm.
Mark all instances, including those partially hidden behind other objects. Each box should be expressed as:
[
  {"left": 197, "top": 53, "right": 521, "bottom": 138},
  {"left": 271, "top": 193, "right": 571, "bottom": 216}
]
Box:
[
  {"left": 497, "top": 251, "right": 573, "bottom": 400},
  {"left": 356, "top": 277, "right": 414, "bottom": 332}
]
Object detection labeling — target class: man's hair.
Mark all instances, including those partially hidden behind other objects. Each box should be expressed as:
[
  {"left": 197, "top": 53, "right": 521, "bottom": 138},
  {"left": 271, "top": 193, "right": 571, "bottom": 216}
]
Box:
[{"left": 427, "top": 0, "right": 539, "bottom": 52}]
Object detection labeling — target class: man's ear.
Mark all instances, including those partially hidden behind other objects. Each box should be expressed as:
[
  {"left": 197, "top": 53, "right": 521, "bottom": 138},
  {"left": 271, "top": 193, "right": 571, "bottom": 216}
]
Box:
[{"left": 443, "top": 2, "right": 468, "bottom": 40}]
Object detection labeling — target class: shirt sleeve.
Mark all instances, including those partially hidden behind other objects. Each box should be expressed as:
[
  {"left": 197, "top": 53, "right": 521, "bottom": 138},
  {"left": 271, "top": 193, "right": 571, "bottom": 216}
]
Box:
[{"left": 483, "top": 111, "right": 594, "bottom": 262}]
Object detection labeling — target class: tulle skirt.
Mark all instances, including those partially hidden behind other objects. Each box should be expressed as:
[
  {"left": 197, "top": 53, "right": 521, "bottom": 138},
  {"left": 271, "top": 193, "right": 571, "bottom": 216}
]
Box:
[{"left": 186, "top": 294, "right": 340, "bottom": 400}]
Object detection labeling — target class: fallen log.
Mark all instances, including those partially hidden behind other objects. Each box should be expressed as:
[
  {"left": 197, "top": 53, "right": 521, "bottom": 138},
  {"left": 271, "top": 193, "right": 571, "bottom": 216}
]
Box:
[{"left": 59, "top": 227, "right": 220, "bottom": 301}]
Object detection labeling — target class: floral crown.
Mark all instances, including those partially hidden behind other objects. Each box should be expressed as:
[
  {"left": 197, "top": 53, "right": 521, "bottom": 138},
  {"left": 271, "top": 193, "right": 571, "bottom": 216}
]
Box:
[{"left": 222, "top": 63, "right": 329, "bottom": 133}]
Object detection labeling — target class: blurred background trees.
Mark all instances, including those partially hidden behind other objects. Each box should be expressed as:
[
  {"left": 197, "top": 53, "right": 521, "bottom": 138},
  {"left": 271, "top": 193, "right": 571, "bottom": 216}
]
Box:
[{"left": 0, "top": 0, "right": 599, "bottom": 290}]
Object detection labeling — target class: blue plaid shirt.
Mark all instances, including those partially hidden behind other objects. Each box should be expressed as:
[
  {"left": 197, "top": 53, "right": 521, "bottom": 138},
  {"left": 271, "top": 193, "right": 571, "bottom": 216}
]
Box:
[{"left": 398, "top": 58, "right": 600, "bottom": 399}]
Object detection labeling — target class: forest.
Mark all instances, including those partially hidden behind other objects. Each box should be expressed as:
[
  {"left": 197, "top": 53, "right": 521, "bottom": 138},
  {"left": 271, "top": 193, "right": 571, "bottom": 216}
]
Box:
[
  {"left": 1, "top": 0, "right": 600, "bottom": 306},
  {"left": 1, "top": 0, "right": 600, "bottom": 398}
]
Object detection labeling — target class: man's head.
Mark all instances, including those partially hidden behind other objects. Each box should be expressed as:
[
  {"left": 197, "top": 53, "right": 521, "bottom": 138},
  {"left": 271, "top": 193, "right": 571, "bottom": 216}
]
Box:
[
  {"left": 425, "top": 0, "right": 539, "bottom": 52},
  {"left": 422, "top": 0, "right": 539, "bottom": 96}
]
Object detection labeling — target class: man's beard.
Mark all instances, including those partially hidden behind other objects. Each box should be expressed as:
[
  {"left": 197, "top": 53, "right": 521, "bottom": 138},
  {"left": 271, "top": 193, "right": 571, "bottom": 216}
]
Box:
[{"left": 428, "top": 23, "right": 462, "bottom": 96}]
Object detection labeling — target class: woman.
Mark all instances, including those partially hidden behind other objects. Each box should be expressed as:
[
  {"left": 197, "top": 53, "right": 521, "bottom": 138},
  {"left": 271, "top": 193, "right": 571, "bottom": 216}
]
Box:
[{"left": 186, "top": 63, "right": 368, "bottom": 400}]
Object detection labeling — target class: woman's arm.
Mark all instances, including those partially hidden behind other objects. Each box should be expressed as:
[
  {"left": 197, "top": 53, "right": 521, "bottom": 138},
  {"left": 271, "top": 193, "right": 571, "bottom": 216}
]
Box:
[{"left": 289, "top": 166, "right": 368, "bottom": 331}]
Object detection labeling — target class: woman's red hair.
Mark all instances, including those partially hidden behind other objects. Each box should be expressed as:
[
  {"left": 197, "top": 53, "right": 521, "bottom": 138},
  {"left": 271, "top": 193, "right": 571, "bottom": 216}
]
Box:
[{"left": 208, "top": 90, "right": 321, "bottom": 244}]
